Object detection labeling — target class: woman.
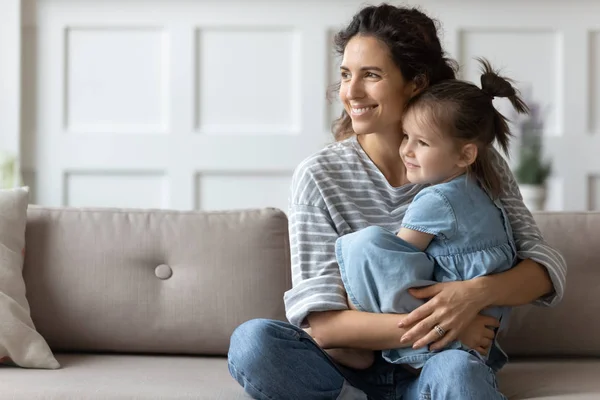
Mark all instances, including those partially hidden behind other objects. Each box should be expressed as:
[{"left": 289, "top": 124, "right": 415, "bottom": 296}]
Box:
[{"left": 228, "top": 4, "right": 566, "bottom": 399}]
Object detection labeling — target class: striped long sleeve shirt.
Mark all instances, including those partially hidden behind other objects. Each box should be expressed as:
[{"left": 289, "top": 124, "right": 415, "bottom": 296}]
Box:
[{"left": 283, "top": 135, "right": 567, "bottom": 328}]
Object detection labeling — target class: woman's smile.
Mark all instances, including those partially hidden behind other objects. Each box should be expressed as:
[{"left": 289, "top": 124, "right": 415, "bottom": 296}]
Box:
[{"left": 350, "top": 105, "right": 378, "bottom": 117}]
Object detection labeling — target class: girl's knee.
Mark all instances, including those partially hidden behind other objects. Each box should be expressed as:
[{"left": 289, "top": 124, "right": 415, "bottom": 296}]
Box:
[{"left": 418, "top": 350, "right": 504, "bottom": 399}]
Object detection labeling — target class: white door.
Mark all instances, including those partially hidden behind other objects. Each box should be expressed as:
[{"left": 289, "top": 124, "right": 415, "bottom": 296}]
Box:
[{"left": 16, "top": 0, "right": 600, "bottom": 212}]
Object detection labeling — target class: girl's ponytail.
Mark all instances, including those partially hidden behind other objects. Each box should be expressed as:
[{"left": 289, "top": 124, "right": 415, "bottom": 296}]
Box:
[{"left": 478, "top": 58, "right": 529, "bottom": 154}]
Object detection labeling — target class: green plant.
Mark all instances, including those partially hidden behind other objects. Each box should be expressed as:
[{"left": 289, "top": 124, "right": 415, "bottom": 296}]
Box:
[
  {"left": 0, "top": 151, "right": 19, "bottom": 189},
  {"left": 515, "top": 147, "right": 551, "bottom": 185},
  {"left": 514, "top": 104, "right": 552, "bottom": 185}
]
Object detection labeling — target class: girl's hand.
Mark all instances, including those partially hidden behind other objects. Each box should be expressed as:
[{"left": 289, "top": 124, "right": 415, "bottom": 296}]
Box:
[
  {"left": 458, "top": 314, "right": 499, "bottom": 356},
  {"left": 397, "top": 280, "right": 489, "bottom": 350}
]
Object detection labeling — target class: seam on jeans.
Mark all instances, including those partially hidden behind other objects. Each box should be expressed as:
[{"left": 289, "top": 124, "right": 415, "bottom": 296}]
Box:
[
  {"left": 467, "top": 350, "right": 504, "bottom": 393},
  {"left": 468, "top": 350, "right": 500, "bottom": 385},
  {"left": 228, "top": 359, "right": 275, "bottom": 400},
  {"left": 488, "top": 369, "right": 501, "bottom": 391}
]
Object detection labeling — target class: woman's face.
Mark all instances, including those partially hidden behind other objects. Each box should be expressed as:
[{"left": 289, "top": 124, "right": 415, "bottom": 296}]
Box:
[{"left": 339, "top": 35, "right": 417, "bottom": 136}]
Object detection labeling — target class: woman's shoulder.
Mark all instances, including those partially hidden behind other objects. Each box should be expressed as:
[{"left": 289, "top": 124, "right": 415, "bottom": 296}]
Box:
[
  {"left": 291, "top": 137, "right": 363, "bottom": 202},
  {"left": 294, "top": 137, "right": 360, "bottom": 174}
]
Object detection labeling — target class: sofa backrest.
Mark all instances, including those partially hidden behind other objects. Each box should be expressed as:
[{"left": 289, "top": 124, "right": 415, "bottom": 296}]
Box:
[
  {"left": 24, "top": 207, "right": 598, "bottom": 358},
  {"left": 499, "top": 212, "right": 600, "bottom": 357},
  {"left": 23, "top": 207, "right": 291, "bottom": 356}
]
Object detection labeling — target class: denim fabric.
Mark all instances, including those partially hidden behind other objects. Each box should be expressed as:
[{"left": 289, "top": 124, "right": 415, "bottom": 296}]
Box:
[
  {"left": 228, "top": 319, "right": 506, "bottom": 399},
  {"left": 336, "top": 175, "right": 517, "bottom": 370}
]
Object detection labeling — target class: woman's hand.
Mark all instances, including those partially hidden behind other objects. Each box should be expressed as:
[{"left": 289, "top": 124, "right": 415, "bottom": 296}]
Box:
[
  {"left": 397, "top": 280, "right": 490, "bottom": 350},
  {"left": 458, "top": 314, "right": 499, "bottom": 356}
]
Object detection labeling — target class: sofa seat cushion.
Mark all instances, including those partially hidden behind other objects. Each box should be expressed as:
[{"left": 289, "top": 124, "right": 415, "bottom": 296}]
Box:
[
  {"left": 2, "top": 353, "right": 249, "bottom": 399},
  {"left": 497, "top": 359, "right": 600, "bottom": 399},
  {"left": 6, "top": 354, "right": 599, "bottom": 399}
]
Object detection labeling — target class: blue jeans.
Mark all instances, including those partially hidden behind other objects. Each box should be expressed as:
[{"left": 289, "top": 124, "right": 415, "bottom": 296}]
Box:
[{"left": 228, "top": 319, "right": 506, "bottom": 399}]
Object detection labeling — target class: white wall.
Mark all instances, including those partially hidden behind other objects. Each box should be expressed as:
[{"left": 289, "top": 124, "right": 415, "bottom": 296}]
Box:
[
  {"left": 0, "top": 0, "right": 21, "bottom": 162},
  {"left": 8, "top": 0, "right": 600, "bottom": 211}
]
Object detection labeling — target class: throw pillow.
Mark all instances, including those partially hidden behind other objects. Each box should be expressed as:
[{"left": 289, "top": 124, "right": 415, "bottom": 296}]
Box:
[{"left": 0, "top": 187, "right": 59, "bottom": 369}]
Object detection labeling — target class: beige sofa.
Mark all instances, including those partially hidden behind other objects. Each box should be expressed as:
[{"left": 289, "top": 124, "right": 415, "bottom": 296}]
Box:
[{"left": 2, "top": 206, "right": 598, "bottom": 399}]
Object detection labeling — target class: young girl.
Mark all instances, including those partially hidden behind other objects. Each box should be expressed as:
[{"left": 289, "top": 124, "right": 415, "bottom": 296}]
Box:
[{"left": 329, "top": 58, "right": 528, "bottom": 370}]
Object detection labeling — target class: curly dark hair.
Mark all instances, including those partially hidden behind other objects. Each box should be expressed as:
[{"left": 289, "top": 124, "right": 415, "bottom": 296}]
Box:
[{"left": 330, "top": 3, "right": 458, "bottom": 140}]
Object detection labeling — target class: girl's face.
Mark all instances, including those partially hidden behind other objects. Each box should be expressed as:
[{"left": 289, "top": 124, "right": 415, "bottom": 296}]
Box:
[
  {"left": 400, "top": 109, "right": 470, "bottom": 185},
  {"left": 339, "top": 35, "right": 417, "bottom": 136}
]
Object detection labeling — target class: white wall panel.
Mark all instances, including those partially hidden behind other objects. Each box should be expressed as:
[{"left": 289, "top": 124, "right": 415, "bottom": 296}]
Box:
[
  {"left": 65, "top": 172, "right": 167, "bottom": 208},
  {"left": 544, "top": 177, "right": 563, "bottom": 211},
  {"left": 591, "top": 31, "right": 600, "bottom": 135},
  {"left": 588, "top": 175, "right": 600, "bottom": 211},
  {"left": 66, "top": 28, "right": 168, "bottom": 133},
  {"left": 21, "top": 169, "right": 37, "bottom": 203},
  {"left": 196, "top": 28, "right": 300, "bottom": 134},
  {"left": 196, "top": 172, "right": 291, "bottom": 212},
  {"left": 0, "top": 0, "right": 21, "bottom": 166},
  {"left": 20, "top": 27, "right": 37, "bottom": 169}
]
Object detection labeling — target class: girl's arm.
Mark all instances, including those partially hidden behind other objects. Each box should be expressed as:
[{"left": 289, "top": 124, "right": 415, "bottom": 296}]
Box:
[{"left": 396, "top": 228, "right": 434, "bottom": 251}]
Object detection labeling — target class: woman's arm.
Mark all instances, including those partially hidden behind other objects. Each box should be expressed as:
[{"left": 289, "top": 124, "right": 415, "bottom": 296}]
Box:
[
  {"left": 491, "top": 149, "right": 566, "bottom": 306},
  {"left": 283, "top": 202, "right": 348, "bottom": 328},
  {"left": 285, "top": 200, "right": 412, "bottom": 350},
  {"left": 283, "top": 165, "right": 411, "bottom": 349},
  {"left": 473, "top": 258, "right": 553, "bottom": 307},
  {"left": 309, "top": 308, "right": 498, "bottom": 354}
]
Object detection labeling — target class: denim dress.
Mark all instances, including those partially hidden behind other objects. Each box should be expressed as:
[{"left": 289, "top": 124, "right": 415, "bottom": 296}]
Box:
[{"left": 336, "top": 174, "right": 517, "bottom": 369}]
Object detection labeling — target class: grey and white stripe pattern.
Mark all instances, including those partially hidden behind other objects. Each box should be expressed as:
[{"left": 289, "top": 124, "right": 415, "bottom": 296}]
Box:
[{"left": 283, "top": 135, "right": 567, "bottom": 328}]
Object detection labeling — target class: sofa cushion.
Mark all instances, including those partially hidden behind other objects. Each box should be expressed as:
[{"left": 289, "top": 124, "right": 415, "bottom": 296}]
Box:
[
  {"left": 497, "top": 359, "right": 600, "bottom": 399},
  {"left": 2, "top": 353, "right": 248, "bottom": 399},
  {"left": 0, "top": 187, "right": 59, "bottom": 369},
  {"left": 23, "top": 207, "right": 291, "bottom": 356},
  {"left": 4, "top": 354, "right": 600, "bottom": 400},
  {"left": 499, "top": 212, "right": 600, "bottom": 357}
]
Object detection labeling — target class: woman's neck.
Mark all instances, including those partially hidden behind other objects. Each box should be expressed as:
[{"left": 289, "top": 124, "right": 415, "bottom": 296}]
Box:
[{"left": 357, "top": 132, "right": 409, "bottom": 188}]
